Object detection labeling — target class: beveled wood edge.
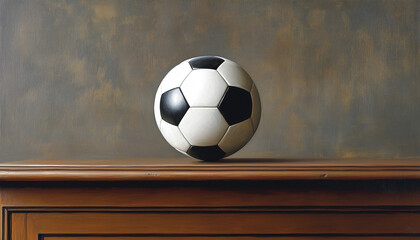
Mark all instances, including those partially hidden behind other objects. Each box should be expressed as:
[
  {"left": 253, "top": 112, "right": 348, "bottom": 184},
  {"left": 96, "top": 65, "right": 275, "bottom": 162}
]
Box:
[
  {"left": 0, "top": 168, "right": 419, "bottom": 181},
  {"left": 5, "top": 206, "right": 420, "bottom": 213},
  {"left": 1, "top": 164, "right": 420, "bottom": 169},
  {"left": 2, "top": 207, "right": 7, "bottom": 240},
  {"left": 0, "top": 158, "right": 419, "bottom": 181}
]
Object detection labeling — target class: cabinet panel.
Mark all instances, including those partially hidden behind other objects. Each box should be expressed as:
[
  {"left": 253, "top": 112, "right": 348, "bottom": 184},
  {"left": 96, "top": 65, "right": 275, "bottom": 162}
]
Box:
[
  {"left": 43, "top": 237, "right": 420, "bottom": 240},
  {"left": 21, "top": 211, "right": 420, "bottom": 240}
]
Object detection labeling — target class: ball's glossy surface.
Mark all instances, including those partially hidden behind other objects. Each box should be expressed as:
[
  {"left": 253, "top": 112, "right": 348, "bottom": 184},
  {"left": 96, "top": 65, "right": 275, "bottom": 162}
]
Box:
[{"left": 154, "top": 56, "right": 261, "bottom": 161}]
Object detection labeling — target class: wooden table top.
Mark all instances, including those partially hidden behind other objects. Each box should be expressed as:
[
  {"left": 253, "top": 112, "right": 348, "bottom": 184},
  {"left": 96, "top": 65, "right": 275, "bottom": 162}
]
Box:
[{"left": 0, "top": 158, "right": 419, "bottom": 181}]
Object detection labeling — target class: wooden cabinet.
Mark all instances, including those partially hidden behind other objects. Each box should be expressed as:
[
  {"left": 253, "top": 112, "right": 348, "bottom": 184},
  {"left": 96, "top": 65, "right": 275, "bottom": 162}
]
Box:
[{"left": 1, "top": 158, "right": 420, "bottom": 239}]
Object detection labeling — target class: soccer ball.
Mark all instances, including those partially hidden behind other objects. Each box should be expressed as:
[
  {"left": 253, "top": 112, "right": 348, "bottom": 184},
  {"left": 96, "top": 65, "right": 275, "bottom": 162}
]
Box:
[{"left": 154, "top": 56, "right": 261, "bottom": 161}]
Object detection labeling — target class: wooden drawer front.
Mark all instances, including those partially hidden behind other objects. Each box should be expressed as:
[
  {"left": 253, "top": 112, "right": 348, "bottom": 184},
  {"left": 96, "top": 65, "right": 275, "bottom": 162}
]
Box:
[
  {"left": 43, "top": 238, "right": 420, "bottom": 240},
  {"left": 7, "top": 207, "right": 420, "bottom": 240}
]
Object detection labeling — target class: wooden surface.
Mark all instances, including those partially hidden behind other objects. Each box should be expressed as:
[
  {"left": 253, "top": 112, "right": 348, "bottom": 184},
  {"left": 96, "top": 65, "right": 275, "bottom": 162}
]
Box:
[
  {"left": 0, "top": 158, "right": 419, "bottom": 181},
  {"left": 1, "top": 158, "right": 420, "bottom": 239},
  {"left": 43, "top": 238, "right": 419, "bottom": 240}
]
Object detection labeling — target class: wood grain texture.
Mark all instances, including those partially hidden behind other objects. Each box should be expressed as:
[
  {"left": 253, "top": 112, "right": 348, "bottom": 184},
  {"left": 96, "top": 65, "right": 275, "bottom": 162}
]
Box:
[
  {"left": 1, "top": 159, "right": 420, "bottom": 239},
  {"left": 10, "top": 213, "right": 26, "bottom": 240},
  {"left": 43, "top": 238, "right": 420, "bottom": 240},
  {"left": 0, "top": 158, "right": 419, "bottom": 181},
  {"left": 24, "top": 211, "right": 420, "bottom": 235},
  {"left": 0, "top": 0, "right": 419, "bottom": 162},
  {"left": 5, "top": 196, "right": 420, "bottom": 239}
]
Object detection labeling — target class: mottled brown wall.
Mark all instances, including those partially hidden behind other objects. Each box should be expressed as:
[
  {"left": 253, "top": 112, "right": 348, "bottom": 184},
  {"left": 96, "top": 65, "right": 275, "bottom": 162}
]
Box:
[{"left": 0, "top": 0, "right": 419, "bottom": 162}]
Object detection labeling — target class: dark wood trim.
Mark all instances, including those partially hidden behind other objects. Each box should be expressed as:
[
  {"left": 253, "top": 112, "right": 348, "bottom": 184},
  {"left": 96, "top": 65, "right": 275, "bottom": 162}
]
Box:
[
  {"left": 6, "top": 205, "right": 420, "bottom": 239},
  {"left": 40, "top": 233, "right": 420, "bottom": 237},
  {"left": 5, "top": 206, "right": 420, "bottom": 213},
  {"left": 11, "top": 206, "right": 420, "bottom": 238},
  {"left": 2, "top": 207, "right": 8, "bottom": 240},
  {"left": 0, "top": 158, "right": 419, "bottom": 181}
]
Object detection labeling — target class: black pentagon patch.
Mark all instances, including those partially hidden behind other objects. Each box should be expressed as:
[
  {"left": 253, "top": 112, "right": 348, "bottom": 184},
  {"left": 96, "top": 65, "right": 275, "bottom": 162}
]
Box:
[
  {"left": 188, "top": 56, "right": 225, "bottom": 70},
  {"left": 187, "top": 145, "right": 226, "bottom": 161},
  {"left": 218, "top": 86, "right": 252, "bottom": 125},
  {"left": 160, "top": 88, "right": 189, "bottom": 126}
]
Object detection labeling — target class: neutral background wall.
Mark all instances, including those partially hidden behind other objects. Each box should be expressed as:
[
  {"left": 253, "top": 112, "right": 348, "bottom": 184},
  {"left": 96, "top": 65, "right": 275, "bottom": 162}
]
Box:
[{"left": 0, "top": 0, "right": 418, "bottom": 162}]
